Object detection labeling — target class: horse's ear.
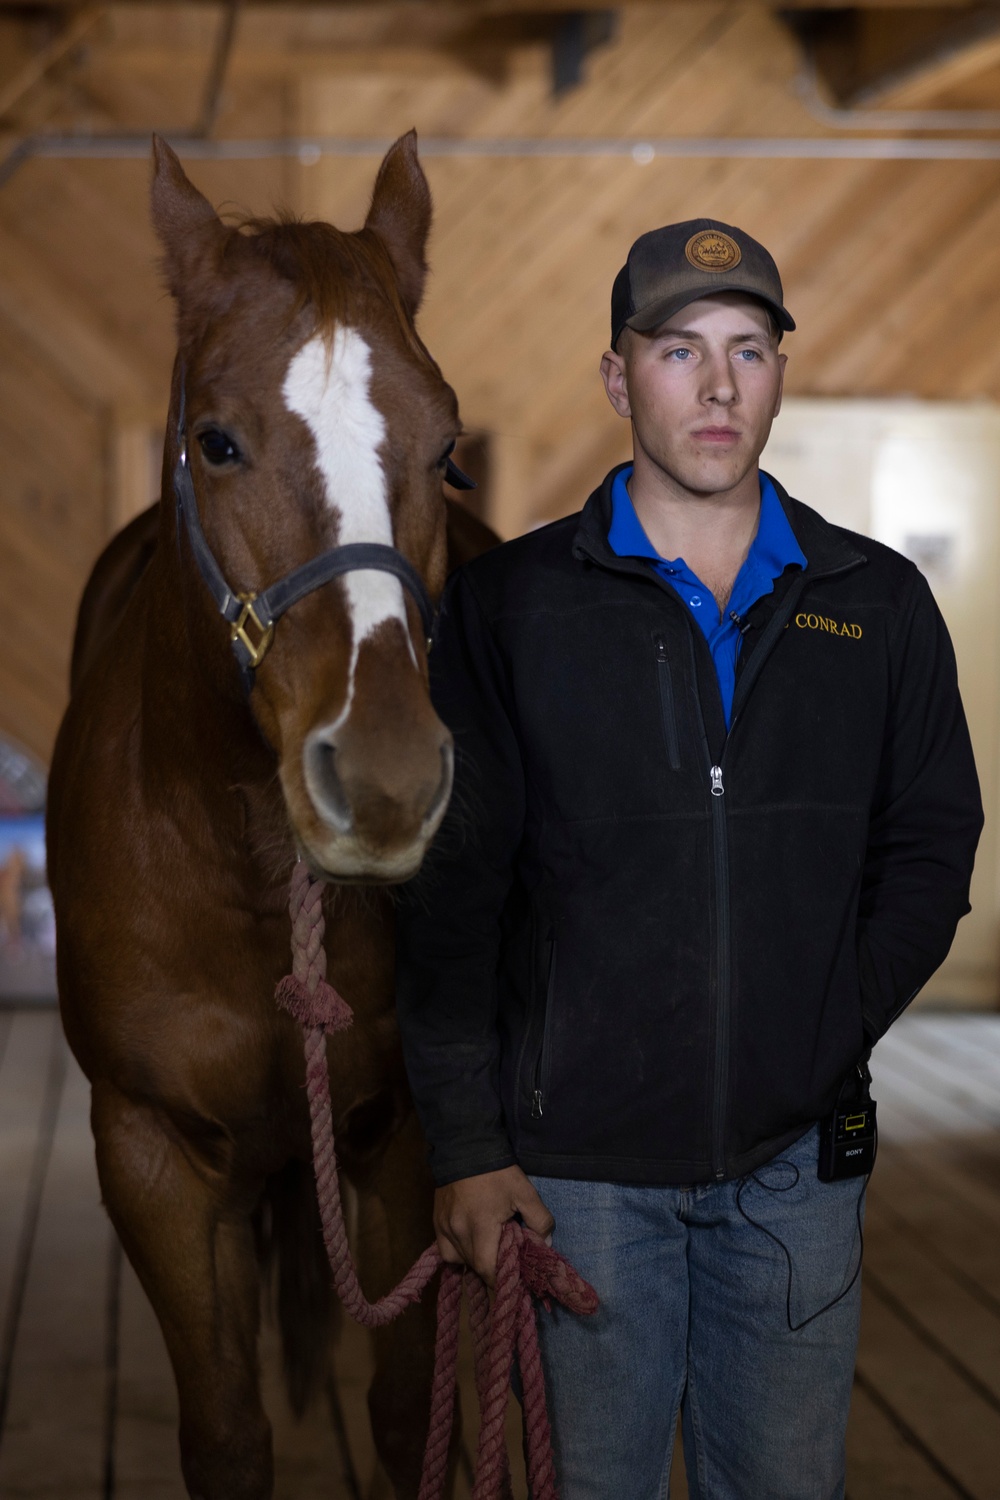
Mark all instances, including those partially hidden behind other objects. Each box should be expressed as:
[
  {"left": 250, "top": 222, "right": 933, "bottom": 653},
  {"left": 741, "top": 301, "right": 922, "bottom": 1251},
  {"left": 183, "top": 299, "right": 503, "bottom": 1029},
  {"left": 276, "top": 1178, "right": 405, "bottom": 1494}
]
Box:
[
  {"left": 364, "top": 130, "right": 431, "bottom": 319},
  {"left": 150, "top": 135, "right": 226, "bottom": 298}
]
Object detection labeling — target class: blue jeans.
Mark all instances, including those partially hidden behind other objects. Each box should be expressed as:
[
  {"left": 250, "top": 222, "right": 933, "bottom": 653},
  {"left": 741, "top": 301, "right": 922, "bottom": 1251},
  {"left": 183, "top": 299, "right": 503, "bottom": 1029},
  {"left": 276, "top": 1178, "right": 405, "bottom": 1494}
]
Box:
[{"left": 530, "top": 1126, "right": 865, "bottom": 1500}]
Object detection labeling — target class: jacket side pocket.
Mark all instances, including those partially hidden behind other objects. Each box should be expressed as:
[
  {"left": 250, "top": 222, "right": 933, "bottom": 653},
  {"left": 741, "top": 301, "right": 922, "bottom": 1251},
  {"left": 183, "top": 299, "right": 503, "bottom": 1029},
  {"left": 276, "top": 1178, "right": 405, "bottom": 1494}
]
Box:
[{"left": 530, "top": 933, "right": 556, "bottom": 1120}]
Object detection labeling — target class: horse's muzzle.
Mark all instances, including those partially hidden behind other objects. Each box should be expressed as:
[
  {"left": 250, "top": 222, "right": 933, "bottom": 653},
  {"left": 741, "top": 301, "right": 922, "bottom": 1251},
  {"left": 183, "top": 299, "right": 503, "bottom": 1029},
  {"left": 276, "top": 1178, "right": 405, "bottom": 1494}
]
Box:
[{"left": 301, "top": 724, "right": 453, "bottom": 878}]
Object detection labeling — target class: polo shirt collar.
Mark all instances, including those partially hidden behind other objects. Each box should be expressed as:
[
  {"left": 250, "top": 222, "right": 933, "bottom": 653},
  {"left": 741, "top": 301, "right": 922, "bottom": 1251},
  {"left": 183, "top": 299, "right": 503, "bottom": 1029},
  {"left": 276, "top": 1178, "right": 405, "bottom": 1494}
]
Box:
[
  {"left": 574, "top": 463, "right": 865, "bottom": 581},
  {"left": 606, "top": 465, "right": 807, "bottom": 582}
]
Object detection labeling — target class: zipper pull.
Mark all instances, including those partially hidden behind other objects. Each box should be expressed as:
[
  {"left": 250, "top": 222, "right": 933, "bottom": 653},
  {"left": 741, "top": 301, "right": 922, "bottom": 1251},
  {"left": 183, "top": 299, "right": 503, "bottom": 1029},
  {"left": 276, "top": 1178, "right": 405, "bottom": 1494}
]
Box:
[
  {"left": 710, "top": 765, "right": 724, "bottom": 797},
  {"left": 654, "top": 635, "right": 668, "bottom": 661},
  {"left": 531, "top": 1090, "right": 544, "bottom": 1119}
]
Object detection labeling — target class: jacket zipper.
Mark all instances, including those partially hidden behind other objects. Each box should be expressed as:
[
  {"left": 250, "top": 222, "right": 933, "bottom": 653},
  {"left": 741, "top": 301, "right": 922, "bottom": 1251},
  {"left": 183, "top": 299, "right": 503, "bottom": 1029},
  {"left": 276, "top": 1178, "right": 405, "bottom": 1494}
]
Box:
[
  {"left": 681, "top": 624, "right": 731, "bottom": 1180},
  {"left": 574, "top": 533, "right": 868, "bottom": 1176},
  {"left": 531, "top": 934, "right": 557, "bottom": 1119},
  {"left": 704, "top": 558, "right": 865, "bottom": 1178},
  {"left": 653, "top": 634, "right": 682, "bottom": 770},
  {"left": 709, "top": 759, "right": 728, "bottom": 1178}
]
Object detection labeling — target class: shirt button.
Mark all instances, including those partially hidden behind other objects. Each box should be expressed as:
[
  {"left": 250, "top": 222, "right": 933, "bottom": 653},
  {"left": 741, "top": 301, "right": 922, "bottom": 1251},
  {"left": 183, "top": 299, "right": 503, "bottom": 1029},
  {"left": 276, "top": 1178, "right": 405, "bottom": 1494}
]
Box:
[{"left": 689, "top": 595, "right": 702, "bottom": 608}]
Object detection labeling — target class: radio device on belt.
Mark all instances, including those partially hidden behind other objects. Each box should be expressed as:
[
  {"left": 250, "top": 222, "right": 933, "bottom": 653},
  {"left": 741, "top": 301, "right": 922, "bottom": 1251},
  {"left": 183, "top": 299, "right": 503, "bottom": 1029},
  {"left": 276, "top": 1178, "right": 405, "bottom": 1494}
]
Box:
[{"left": 818, "top": 1060, "right": 877, "bottom": 1182}]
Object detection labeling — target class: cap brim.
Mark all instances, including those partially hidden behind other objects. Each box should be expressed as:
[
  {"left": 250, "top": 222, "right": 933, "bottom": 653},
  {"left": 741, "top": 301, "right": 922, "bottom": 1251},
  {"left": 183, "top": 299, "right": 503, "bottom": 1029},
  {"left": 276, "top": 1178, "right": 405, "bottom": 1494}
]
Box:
[{"left": 625, "top": 286, "right": 795, "bottom": 340}]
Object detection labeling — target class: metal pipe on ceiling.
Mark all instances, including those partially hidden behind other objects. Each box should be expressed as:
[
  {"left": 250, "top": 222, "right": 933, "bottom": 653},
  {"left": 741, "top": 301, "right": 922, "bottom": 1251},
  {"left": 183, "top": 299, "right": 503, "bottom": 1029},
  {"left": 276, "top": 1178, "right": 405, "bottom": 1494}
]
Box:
[
  {"left": 8, "top": 133, "right": 1000, "bottom": 165},
  {"left": 6, "top": 129, "right": 1000, "bottom": 189}
]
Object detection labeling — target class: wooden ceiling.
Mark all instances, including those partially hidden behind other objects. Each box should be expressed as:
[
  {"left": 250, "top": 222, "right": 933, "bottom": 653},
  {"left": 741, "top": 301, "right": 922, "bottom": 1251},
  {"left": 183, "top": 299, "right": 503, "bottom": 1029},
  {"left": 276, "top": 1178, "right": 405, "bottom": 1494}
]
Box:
[{"left": 3, "top": 1, "right": 1000, "bottom": 758}]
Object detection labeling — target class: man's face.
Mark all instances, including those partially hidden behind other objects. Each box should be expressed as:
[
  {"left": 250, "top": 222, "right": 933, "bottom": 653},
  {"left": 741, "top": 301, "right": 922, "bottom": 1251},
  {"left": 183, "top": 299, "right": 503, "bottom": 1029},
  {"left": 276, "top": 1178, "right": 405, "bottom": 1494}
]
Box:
[{"left": 600, "top": 293, "right": 786, "bottom": 498}]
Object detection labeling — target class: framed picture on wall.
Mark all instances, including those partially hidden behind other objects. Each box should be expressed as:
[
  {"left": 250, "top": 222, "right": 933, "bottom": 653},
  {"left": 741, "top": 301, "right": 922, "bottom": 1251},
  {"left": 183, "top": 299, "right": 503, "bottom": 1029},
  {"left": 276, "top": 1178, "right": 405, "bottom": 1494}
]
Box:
[{"left": 0, "top": 740, "right": 55, "bottom": 1004}]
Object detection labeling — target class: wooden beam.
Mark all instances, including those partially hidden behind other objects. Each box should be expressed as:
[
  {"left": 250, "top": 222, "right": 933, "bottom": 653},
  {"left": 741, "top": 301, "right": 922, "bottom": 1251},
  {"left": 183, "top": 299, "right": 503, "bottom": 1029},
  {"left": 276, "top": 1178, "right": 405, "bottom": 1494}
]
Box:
[
  {"left": 94, "top": 43, "right": 488, "bottom": 80},
  {"left": 0, "top": 1, "right": 618, "bottom": 8},
  {"left": 784, "top": 6, "right": 1000, "bottom": 109},
  {"left": 551, "top": 9, "right": 617, "bottom": 97},
  {"left": 856, "top": 6, "right": 1000, "bottom": 108},
  {"left": 772, "top": 0, "right": 993, "bottom": 7},
  {"left": 0, "top": 4, "right": 103, "bottom": 123},
  {"left": 0, "top": 222, "right": 156, "bottom": 418},
  {"left": 196, "top": 0, "right": 240, "bottom": 138},
  {"left": 0, "top": 1, "right": 980, "bottom": 8}
]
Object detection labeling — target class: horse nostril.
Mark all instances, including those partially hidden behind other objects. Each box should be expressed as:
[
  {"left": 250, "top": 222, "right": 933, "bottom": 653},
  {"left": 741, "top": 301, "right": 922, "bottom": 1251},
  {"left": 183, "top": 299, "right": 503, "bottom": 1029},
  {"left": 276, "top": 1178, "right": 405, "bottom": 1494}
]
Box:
[
  {"left": 424, "top": 742, "right": 454, "bottom": 830},
  {"left": 305, "top": 736, "right": 354, "bottom": 833}
]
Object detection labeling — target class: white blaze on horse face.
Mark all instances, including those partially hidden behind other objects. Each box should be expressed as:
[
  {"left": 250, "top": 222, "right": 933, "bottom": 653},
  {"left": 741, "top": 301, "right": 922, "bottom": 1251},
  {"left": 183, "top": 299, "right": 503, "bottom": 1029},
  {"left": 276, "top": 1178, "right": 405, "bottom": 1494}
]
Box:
[{"left": 282, "top": 327, "right": 413, "bottom": 723}]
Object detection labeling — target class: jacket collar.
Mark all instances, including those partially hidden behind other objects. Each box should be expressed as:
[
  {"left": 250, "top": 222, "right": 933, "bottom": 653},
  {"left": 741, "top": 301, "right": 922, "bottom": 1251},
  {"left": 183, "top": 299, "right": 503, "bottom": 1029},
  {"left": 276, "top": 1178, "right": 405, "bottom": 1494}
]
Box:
[{"left": 572, "top": 463, "right": 866, "bottom": 580}]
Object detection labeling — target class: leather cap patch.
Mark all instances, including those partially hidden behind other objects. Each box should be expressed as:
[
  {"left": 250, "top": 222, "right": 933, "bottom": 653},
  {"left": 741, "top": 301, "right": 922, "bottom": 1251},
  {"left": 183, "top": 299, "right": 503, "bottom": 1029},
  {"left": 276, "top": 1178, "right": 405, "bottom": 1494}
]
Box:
[{"left": 685, "top": 230, "right": 742, "bottom": 272}]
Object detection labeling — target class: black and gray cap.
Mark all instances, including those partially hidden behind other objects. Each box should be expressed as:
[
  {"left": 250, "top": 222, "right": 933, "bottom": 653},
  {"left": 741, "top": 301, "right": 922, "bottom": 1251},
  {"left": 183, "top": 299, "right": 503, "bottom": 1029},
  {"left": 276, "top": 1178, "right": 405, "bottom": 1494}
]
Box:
[{"left": 611, "top": 218, "right": 795, "bottom": 350}]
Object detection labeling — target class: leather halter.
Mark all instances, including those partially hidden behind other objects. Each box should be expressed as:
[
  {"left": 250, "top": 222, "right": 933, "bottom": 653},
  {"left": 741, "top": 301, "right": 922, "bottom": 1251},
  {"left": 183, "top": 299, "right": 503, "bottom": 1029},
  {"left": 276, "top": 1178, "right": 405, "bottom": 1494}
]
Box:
[{"left": 172, "top": 378, "right": 475, "bottom": 693}]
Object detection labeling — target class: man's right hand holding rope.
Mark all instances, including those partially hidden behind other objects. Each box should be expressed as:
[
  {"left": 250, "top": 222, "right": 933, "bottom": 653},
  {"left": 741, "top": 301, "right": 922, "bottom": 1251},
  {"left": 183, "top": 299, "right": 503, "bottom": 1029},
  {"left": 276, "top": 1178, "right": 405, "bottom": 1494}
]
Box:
[{"left": 435, "top": 1166, "right": 556, "bottom": 1287}]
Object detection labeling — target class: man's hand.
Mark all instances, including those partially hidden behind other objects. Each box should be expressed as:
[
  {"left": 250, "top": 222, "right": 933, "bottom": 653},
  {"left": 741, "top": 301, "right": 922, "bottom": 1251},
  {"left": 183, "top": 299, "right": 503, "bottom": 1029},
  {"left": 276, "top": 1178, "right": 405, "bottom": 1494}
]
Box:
[{"left": 434, "top": 1165, "right": 555, "bottom": 1286}]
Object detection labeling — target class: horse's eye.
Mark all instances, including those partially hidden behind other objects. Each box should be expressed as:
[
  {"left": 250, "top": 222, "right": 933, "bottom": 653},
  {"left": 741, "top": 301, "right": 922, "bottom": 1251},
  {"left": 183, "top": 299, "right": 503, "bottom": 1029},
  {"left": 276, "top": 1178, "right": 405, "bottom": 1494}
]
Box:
[
  {"left": 436, "top": 439, "right": 457, "bottom": 470},
  {"left": 198, "top": 428, "right": 240, "bottom": 466}
]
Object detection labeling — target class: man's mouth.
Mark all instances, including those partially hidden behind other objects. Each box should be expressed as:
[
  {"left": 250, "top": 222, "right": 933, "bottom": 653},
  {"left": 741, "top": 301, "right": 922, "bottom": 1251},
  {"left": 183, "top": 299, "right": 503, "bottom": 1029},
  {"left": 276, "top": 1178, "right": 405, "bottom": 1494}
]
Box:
[{"left": 692, "top": 426, "right": 741, "bottom": 444}]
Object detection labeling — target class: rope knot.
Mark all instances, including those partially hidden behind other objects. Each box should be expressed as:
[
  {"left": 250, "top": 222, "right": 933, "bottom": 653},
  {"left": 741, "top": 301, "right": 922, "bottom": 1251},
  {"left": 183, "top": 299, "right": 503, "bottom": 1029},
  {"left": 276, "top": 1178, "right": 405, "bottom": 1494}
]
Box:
[
  {"left": 276, "top": 863, "right": 354, "bottom": 1032},
  {"left": 519, "top": 1232, "right": 599, "bottom": 1317},
  {"left": 275, "top": 974, "right": 354, "bottom": 1033}
]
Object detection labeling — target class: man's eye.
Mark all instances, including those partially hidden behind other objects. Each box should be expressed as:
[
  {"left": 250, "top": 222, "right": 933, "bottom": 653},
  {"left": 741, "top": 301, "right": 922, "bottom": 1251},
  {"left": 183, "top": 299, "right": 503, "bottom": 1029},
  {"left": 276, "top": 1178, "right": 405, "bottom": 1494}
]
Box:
[
  {"left": 198, "top": 429, "right": 240, "bottom": 465},
  {"left": 436, "top": 439, "right": 457, "bottom": 470},
  {"left": 668, "top": 348, "right": 693, "bottom": 361},
  {"left": 737, "top": 349, "right": 761, "bottom": 361}
]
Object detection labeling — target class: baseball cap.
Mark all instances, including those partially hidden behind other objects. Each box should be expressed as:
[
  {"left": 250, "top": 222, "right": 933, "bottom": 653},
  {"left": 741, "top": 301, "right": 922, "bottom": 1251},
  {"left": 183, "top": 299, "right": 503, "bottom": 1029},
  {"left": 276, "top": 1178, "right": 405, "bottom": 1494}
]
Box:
[{"left": 611, "top": 219, "right": 795, "bottom": 350}]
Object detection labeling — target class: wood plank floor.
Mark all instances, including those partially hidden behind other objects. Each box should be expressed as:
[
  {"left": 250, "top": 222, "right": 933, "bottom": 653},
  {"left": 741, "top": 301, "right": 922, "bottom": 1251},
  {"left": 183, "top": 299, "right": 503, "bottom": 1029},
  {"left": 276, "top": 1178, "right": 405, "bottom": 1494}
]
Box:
[{"left": 0, "top": 1007, "right": 997, "bottom": 1499}]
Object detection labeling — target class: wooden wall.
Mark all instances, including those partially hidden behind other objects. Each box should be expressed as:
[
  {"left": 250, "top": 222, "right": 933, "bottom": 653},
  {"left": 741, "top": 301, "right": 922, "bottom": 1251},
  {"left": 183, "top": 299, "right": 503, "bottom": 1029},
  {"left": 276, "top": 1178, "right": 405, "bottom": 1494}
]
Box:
[
  {"left": 2, "top": 0, "right": 1000, "bottom": 773},
  {"left": 0, "top": 325, "right": 108, "bottom": 758}
]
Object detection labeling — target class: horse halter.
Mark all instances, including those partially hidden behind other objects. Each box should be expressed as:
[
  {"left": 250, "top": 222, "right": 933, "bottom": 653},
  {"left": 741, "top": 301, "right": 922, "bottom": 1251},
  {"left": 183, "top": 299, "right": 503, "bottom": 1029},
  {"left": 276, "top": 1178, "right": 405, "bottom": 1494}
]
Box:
[{"left": 172, "top": 376, "right": 475, "bottom": 693}]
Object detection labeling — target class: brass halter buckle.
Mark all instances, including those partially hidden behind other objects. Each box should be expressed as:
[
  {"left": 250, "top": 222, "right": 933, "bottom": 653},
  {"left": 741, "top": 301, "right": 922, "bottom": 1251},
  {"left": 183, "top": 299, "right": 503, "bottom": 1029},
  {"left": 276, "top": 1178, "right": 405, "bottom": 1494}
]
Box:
[{"left": 231, "top": 593, "right": 275, "bottom": 669}]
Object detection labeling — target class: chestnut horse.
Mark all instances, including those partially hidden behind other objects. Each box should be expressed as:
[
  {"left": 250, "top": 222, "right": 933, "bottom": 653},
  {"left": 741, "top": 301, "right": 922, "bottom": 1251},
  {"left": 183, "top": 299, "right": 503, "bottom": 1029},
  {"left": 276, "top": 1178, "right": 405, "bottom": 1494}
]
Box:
[{"left": 47, "top": 134, "right": 492, "bottom": 1500}]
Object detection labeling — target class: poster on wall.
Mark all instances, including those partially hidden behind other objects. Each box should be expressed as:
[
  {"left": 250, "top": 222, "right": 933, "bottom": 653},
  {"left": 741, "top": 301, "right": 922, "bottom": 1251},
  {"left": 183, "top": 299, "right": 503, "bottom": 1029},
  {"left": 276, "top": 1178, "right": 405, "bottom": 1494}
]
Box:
[{"left": 0, "top": 739, "right": 56, "bottom": 1003}]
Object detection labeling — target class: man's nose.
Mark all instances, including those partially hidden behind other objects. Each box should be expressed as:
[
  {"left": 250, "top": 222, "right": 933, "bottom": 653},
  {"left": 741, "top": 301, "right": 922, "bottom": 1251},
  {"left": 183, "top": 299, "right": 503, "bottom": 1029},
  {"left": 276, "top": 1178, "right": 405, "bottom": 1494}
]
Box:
[{"left": 702, "top": 357, "right": 737, "bottom": 403}]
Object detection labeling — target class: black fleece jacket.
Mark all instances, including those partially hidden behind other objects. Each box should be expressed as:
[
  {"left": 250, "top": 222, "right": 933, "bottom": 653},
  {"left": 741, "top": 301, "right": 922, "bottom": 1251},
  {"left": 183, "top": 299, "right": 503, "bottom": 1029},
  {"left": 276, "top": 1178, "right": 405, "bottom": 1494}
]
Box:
[{"left": 395, "top": 468, "right": 983, "bottom": 1187}]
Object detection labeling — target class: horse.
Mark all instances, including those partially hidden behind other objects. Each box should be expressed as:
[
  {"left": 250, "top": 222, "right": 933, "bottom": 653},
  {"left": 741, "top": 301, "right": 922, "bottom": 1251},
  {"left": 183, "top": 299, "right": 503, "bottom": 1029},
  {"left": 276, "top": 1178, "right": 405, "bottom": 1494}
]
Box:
[{"left": 46, "top": 132, "right": 495, "bottom": 1500}]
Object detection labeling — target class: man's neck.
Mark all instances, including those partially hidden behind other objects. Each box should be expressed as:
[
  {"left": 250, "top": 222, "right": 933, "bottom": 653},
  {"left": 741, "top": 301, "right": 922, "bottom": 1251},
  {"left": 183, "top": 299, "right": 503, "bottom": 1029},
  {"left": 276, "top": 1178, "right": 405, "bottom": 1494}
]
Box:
[{"left": 628, "top": 455, "right": 762, "bottom": 615}]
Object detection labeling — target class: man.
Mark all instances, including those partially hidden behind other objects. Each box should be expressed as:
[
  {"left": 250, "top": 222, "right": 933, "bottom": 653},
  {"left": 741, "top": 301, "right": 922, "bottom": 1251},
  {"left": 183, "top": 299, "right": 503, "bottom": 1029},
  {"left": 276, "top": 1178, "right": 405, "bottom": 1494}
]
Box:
[{"left": 396, "top": 220, "right": 982, "bottom": 1498}]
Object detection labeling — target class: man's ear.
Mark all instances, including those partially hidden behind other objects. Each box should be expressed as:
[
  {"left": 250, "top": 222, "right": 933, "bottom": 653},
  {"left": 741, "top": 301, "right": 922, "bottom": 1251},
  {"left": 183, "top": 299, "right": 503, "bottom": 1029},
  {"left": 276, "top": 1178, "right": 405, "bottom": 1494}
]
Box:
[
  {"left": 600, "top": 348, "right": 632, "bottom": 419},
  {"left": 150, "top": 135, "right": 227, "bottom": 302},
  {"left": 774, "top": 350, "right": 787, "bottom": 419},
  {"left": 364, "top": 130, "right": 432, "bottom": 320}
]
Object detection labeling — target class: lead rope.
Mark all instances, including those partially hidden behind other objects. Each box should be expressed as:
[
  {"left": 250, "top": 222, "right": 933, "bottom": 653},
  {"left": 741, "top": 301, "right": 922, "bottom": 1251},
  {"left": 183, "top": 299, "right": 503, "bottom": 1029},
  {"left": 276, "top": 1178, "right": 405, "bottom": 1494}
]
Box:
[{"left": 274, "top": 860, "right": 598, "bottom": 1500}]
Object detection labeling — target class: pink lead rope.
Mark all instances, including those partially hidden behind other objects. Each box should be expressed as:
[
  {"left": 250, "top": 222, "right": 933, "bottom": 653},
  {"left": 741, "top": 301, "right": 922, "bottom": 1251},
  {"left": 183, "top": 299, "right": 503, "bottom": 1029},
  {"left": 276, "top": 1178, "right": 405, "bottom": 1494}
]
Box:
[{"left": 274, "top": 860, "right": 599, "bottom": 1500}]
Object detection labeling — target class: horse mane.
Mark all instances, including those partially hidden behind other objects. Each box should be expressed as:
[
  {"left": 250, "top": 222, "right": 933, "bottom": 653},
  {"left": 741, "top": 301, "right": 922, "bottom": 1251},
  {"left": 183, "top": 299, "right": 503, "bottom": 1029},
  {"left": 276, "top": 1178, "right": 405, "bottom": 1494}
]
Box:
[{"left": 225, "top": 211, "right": 429, "bottom": 359}]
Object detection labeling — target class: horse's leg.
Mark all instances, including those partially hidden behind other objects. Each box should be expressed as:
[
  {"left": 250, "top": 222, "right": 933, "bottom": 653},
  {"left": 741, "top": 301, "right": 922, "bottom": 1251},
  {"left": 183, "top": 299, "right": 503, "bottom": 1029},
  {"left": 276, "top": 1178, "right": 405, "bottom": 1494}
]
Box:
[
  {"left": 355, "top": 1108, "right": 450, "bottom": 1500},
  {"left": 91, "top": 1080, "right": 272, "bottom": 1500}
]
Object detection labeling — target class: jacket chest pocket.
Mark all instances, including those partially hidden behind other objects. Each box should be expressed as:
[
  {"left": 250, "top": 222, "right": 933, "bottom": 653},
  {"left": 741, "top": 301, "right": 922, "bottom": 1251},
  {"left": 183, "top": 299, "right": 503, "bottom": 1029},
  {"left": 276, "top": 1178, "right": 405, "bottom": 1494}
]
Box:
[{"left": 653, "top": 634, "right": 682, "bottom": 771}]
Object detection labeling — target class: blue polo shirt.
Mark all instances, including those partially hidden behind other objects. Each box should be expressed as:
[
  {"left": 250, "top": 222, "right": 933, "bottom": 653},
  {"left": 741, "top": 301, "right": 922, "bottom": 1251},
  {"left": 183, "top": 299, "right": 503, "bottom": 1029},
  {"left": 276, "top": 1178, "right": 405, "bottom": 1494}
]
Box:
[{"left": 608, "top": 467, "right": 806, "bottom": 727}]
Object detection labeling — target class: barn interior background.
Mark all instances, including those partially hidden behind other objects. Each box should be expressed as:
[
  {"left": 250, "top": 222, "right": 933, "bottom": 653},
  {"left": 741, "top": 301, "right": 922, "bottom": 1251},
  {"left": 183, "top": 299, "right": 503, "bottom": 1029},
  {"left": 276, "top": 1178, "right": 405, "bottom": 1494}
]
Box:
[
  {"left": 0, "top": 3, "right": 999, "bottom": 1498},
  {"left": 4, "top": 0, "right": 1000, "bottom": 1006}
]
